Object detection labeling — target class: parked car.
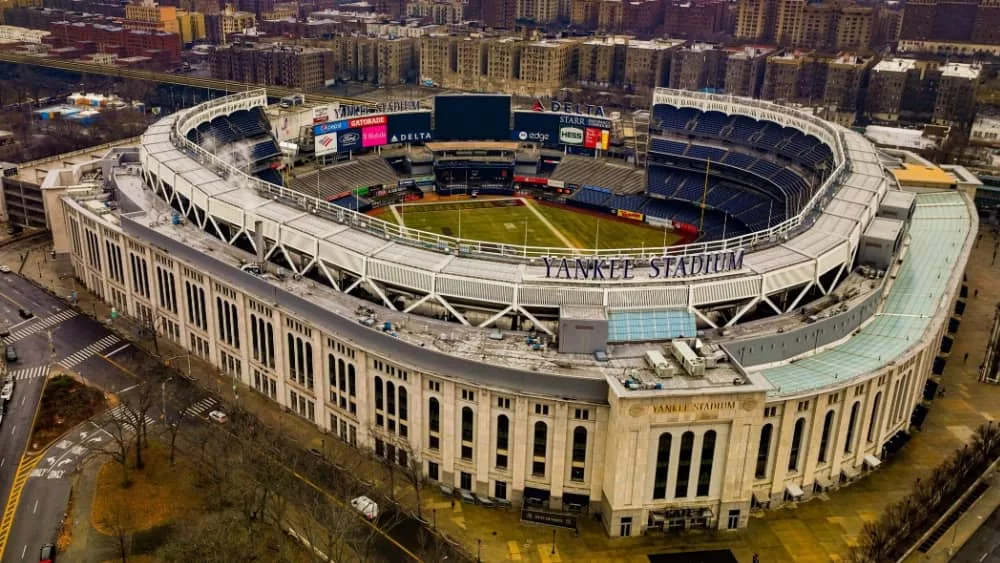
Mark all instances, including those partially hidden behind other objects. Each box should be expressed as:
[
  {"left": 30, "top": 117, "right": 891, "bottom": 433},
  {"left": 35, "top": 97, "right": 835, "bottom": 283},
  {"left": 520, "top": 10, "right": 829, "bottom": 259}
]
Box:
[
  {"left": 5, "top": 345, "right": 17, "bottom": 363},
  {"left": 208, "top": 410, "right": 228, "bottom": 424},
  {"left": 0, "top": 265, "right": 10, "bottom": 273},
  {"left": 18, "top": 308, "right": 32, "bottom": 319}
]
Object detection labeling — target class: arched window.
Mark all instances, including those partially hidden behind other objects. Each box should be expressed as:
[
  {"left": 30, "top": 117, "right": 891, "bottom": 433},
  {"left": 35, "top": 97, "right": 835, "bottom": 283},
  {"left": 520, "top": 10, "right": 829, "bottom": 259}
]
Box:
[
  {"left": 338, "top": 358, "right": 346, "bottom": 391},
  {"left": 428, "top": 397, "right": 440, "bottom": 433},
  {"left": 845, "top": 402, "right": 861, "bottom": 454},
  {"left": 461, "top": 407, "right": 474, "bottom": 442},
  {"left": 386, "top": 381, "right": 396, "bottom": 415},
  {"left": 496, "top": 415, "right": 509, "bottom": 451},
  {"left": 374, "top": 376, "right": 383, "bottom": 410},
  {"left": 286, "top": 333, "right": 295, "bottom": 374},
  {"left": 867, "top": 392, "right": 882, "bottom": 443},
  {"left": 818, "top": 411, "right": 835, "bottom": 464},
  {"left": 533, "top": 421, "right": 548, "bottom": 457},
  {"left": 398, "top": 386, "right": 408, "bottom": 421},
  {"left": 348, "top": 364, "right": 356, "bottom": 396},
  {"left": 789, "top": 418, "right": 805, "bottom": 471},
  {"left": 696, "top": 430, "right": 716, "bottom": 497},
  {"left": 572, "top": 427, "right": 587, "bottom": 464},
  {"left": 652, "top": 433, "right": 672, "bottom": 499},
  {"left": 755, "top": 424, "right": 773, "bottom": 479},
  {"left": 675, "top": 431, "right": 695, "bottom": 498}
]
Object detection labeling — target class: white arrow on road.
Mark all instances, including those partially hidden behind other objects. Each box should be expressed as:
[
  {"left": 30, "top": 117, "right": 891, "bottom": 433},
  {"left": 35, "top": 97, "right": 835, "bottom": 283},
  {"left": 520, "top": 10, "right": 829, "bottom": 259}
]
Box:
[
  {"left": 87, "top": 436, "right": 103, "bottom": 443},
  {"left": 56, "top": 459, "right": 72, "bottom": 468},
  {"left": 79, "top": 431, "right": 88, "bottom": 439},
  {"left": 44, "top": 456, "right": 55, "bottom": 465}
]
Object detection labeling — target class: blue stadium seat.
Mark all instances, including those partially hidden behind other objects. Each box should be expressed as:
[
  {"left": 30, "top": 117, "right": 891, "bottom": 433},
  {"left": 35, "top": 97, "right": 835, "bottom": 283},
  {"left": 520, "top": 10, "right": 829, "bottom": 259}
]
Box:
[
  {"left": 652, "top": 105, "right": 699, "bottom": 132},
  {"left": 250, "top": 139, "right": 280, "bottom": 161},
  {"left": 568, "top": 187, "right": 613, "bottom": 209},
  {"left": 685, "top": 144, "right": 727, "bottom": 162},
  {"left": 255, "top": 168, "right": 283, "bottom": 186},
  {"left": 749, "top": 159, "right": 781, "bottom": 178},
  {"left": 605, "top": 194, "right": 646, "bottom": 212},
  {"left": 230, "top": 109, "right": 269, "bottom": 138},
  {"left": 727, "top": 116, "right": 761, "bottom": 141},
  {"left": 750, "top": 122, "right": 785, "bottom": 150},
  {"left": 721, "top": 152, "right": 756, "bottom": 169},
  {"left": 649, "top": 137, "right": 688, "bottom": 156},
  {"left": 692, "top": 111, "right": 729, "bottom": 136}
]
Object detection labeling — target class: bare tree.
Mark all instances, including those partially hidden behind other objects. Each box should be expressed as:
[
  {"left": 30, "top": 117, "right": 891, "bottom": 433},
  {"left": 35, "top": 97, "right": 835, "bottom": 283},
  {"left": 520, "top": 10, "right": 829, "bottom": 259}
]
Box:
[
  {"left": 118, "top": 383, "right": 157, "bottom": 470},
  {"left": 100, "top": 404, "right": 135, "bottom": 486},
  {"left": 100, "top": 495, "right": 134, "bottom": 563}
]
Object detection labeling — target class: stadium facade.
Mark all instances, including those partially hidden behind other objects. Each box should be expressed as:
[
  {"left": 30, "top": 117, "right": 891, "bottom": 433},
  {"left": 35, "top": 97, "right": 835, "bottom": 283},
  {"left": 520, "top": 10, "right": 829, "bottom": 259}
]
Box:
[{"left": 36, "top": 88, "right": 975, "bottom": 536}]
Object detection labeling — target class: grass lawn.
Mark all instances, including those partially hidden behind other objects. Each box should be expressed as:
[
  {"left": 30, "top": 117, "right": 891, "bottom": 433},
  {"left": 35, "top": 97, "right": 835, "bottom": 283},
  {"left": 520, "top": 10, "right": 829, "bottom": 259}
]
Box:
[
  {"left": 29, "top": 373, "right": 105, "bottom": 451},
  {"left": 380, "top": 198, "right": 681, "bottom": 250},
  {"left": 91, "top": 441, "right": 203, "bottom": 536}
]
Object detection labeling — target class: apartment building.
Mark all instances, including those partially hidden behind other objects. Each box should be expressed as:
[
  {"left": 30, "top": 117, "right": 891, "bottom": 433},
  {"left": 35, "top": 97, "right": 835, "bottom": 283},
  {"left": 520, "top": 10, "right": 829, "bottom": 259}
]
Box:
[
  {"left": 577, "top": 35, "right": 629, "bottom": 86},
  {"left": 622, "top": 0, "right": 663, "bottom": 35},
  {"left": 205, "top": 4, "right": 255, "bottom": 44},
  {"left": 738, "top": 0, "right": 875, "bottom": 50},
  {"left": 760, "top": 50, "right": 827, "bottom": 103},
  {"left": 45, "top": 21, "right": 182, "bottom": 65},
  {"left": 663, "top": 0, "right": 728, "bottom": 41},
  {"left": 376, "top": 37, "right": 416, "bottom": 85},
  {"left": 123, "top": 1, "right": 180, "bottom": 34},
  {"left": 519, "top": 39, "right": 576, "bottom": 93},
  {"left": 0, "top": 0, "right": 41, "bottom": 25},
  {"left": 900, "top": 0, "right": 1000, "bottom": 44},
  {"left": 517, "top": 0, "right": 559, "bottom": 24},
  {"left": 209, "top": 43, "right": 335, "bottom": 88},
  {"left": 735, "top": 0, "right": 773, "bottom": 42},
  {"left": 668, "top": 42, "right": 727, "bottom": 91},
  {"left": 481, "top": 0, "right": 516, "bottom": 28},
  {"left": 176, "top": 10, "right": 206, "bottom": 44},
  {"left": 725, "top": 46, "right": 771, "bottom": 97},
  {"left": 624, "top": 39, "right": 681, "bottom": 92},
  {"left": 866, "top": 58, "right": 981, "bottom": 126},
  {"left": 570, "top": 0, "right": 625, "bottom": 32}
]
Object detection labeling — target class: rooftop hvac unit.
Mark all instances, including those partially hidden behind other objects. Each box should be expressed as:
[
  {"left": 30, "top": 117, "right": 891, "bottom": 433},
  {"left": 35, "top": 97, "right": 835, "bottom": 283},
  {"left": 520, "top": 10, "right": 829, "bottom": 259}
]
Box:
[
  {"left": 644, "top": 350, "right": 674, "bottom": 378},
  {"left": 671, "top": 340, "right": 705, "bottom": 377}
]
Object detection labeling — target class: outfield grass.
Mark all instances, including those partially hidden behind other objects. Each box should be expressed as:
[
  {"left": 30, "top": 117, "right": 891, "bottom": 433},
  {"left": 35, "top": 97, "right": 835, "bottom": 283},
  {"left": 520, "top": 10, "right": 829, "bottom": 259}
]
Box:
[{"left": 380, "top": 198, "right": 681, "bottom": 250}]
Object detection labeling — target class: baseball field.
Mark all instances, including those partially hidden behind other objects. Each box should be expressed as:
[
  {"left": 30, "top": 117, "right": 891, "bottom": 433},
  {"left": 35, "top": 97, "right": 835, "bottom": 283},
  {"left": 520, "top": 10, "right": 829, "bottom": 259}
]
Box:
[{"left": 375, "top": 197, "right": 681, "bottom": 250}]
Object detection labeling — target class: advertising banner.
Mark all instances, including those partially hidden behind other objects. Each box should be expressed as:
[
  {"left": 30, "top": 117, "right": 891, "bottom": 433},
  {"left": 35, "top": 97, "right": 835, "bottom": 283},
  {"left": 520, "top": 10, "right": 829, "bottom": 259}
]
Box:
[
  {"left": 645, "top": 215, "right": 675, "bottom": 230},
  {"left": 315, "top": 131, "right": 338, "bottom": 156},
  {"left": 559, "top": 126, "right": 584, "bottom": 145},
  {"left": 511, "top": 111, "right": 559, "bottom": 144},
  {"left": 362, "top": 124, "right": 388, "bottom": 148},
  {"left": 312, "top": 105, "right": 331, "bottom": 124},
  {"left": 387, "top": 111, "right": 433, "bottom": 144},
  {"left": 314, "top": 120, "right": 348, "bottom": 135},
  {"left": 337, "top": 129, "right": 363, "bottom": 152},
  {"left": 616, "top": 209, "right": 644, "bottom": 222},
  {"left": 348, "top": 115, "right": 387, "bottom": 129},
  {"left": 584, "top": 127, "right": 610, "bottom": 150}
]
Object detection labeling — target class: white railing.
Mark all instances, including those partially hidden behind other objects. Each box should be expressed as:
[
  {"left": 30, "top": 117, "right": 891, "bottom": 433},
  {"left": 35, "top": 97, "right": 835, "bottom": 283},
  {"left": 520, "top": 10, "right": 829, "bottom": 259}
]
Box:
[{"left": 165, "top": 90, "right": 851, "bottom": 261}]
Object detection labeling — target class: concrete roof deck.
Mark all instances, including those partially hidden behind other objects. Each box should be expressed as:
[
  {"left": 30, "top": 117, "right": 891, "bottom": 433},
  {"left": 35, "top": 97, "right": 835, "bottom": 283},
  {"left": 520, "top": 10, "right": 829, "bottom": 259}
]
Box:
[{"left": 756, "top": 191, "right": 973, "bottom": 397}]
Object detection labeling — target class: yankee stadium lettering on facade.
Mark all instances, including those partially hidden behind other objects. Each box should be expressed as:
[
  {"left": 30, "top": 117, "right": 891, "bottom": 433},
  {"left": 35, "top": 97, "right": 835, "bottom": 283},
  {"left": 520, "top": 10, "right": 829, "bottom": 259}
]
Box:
[{"left": 541, "top": 249, "right": 746, "bottom": 280}]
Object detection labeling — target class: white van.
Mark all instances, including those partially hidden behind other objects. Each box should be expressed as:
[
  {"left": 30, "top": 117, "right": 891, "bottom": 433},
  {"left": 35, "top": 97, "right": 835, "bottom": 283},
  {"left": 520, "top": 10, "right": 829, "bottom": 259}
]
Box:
[{"left": 350, "top": 496, "right": 378, "bottom": 520}]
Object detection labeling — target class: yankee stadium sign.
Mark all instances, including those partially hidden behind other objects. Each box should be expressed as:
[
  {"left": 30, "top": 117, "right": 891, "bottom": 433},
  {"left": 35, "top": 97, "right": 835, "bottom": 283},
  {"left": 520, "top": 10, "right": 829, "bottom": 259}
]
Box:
[{"left": 541, "top": 249, "right": 746, "bottom": 280}]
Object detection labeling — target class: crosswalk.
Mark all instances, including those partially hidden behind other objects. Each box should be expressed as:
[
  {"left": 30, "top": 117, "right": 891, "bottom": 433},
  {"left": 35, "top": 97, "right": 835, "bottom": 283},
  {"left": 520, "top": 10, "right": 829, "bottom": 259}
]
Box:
[
  {"left": 184, "top": 397, "right": 216, "bottom": 418},
  {"left": 60, "top": 334, "right": 120, "bottom": 368},
  {"left": 8, "top": 366, "right": 49, "bottom": 381},
  {"left": 1, "top": 310, "right": 77, "bottom": 345},
  {"left": 106, "top": 404, "right": 156, "bottom": 429}
]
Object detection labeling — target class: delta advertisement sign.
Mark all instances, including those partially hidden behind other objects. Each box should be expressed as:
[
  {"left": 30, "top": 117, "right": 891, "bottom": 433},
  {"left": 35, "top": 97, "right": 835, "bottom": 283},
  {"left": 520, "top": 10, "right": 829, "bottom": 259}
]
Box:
[{"left": 513, "top": 111, "right": 610, "bottom": 150}]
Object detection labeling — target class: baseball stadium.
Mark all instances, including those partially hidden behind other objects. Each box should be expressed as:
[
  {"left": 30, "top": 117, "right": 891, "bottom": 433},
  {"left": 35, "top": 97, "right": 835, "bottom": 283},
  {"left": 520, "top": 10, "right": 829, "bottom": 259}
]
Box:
[{"left": 29, "top": 87, "right": 976, "bottom": 536}]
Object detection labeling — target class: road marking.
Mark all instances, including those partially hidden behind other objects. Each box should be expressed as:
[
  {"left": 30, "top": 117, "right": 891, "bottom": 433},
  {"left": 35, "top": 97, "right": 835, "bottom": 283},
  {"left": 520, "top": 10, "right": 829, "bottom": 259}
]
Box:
[
  {"left": 184, "top": 398, "right": 216, "bottom": 418},
  {"left": 1, "top": 310, "right": 76, "bottom": 346},
  {"left": 9, "top": 366, "right": 49, "bottom": 381},
  {"left": 7, "top": 318, "right": 33, "bottom": 331},
  {"left": 59, "top": 334, "right": 120, "bottom": 368},
  {"left": 31, "top": 500, "right": 36, "bottom": 514},
  {"left": 980, "top": 552, "right": 988, "bottom": 562},
  {"left": 106, "top": 343, "right": 129, "bottom": 357},
  {"left": 0, "top": 289, "right": 26, "bottom": 312},
  {"left": 520, "top": 198, "right": 576, "bottom": 249},
  {"left": 9, "top": 425, "right": 14, "bottom": 436},
  {"left": 0, "top": 453, "right": 43, "bottom": 557},
  {"left": 119, "top": 384, "right": 139, "bottom": 394},
  {"left": 20, "top": 544, "right": 25, "bottom": 559},
  {"left": 0, "top": 458, "right": 4, "bottom": 468}
]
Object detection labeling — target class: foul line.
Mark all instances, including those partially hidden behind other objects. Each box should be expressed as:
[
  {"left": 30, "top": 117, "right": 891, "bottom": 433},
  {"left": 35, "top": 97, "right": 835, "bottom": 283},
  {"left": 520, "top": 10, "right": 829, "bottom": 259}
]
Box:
[
  {"left": 389, "top": 204, "right": 405, "bottom": 227},
  {"left": 520, "top": 198, "right": 576, "bottom": 249}
]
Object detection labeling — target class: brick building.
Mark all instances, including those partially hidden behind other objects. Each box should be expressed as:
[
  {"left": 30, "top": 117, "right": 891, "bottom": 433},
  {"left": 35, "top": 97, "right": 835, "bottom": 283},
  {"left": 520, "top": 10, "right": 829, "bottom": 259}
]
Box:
[
  {"left": 45, "top": 20, "right": 181, "bottom": 66},
  {"left": 209, "top": 43, "right": 335, "bottom": 87},
  {"left": 668, "top": 42, "right": 727, "bottom": 91},
  {"left": 663, "top": 0, "right": 728, "bottom": 41}
]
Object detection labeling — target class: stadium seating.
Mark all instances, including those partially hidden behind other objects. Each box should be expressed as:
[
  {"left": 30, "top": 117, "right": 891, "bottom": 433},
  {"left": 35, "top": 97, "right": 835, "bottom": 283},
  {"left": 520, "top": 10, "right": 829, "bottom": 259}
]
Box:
[
  {"left": 653, "top": 106, "right": 699, "bottom": 132},
  {"left": 605, "top": 194, "right": 646, "bottom": 213},
  {"left": 550, "top": 156, "right": 646, "bottom": 195},
  {"left": 250, "top": 139, "right": 281, "bottom": 161},
  {"left": 288, "top": 156, "right": 399, "bottom": 201},
  {"left": 229, "top": 109, "right": 269, "bottom": 138},
  {"left": 685, "top": 144, "right": 727, "bottom": 162},
  {"left": 568, "top": 186, "right": 613, "bottom": 209},
  {"left": 255, "top": 168, "right": 284, "bottom": 187},
  {"left": 330, "top": 194, "right": 372, "bottom": 213},
  {"left": 649, "top": 138, "right": 688, "bottom": 156},
  {"left": 692, "top": 111, "right": 730, "bottom": 136}
]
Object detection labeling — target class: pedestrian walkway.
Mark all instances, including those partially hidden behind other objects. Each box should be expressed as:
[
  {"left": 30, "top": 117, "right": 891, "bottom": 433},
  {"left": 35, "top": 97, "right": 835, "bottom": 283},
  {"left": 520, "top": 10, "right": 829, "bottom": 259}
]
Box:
[
  {"left": 1, "top": 310, "right": 76, "bottom": 345},
  {"left": 59, "top": 334, "right": 119, "bottom": 368},
  {"left": 7, "top": 366, "right": 48, "bottom": 381},
  {"left": 104, "top": 404, "right": 156, "bottom": 429},
  {"left": 905, "top": 476, "right": 1000, "bottom": 562},
  {"left": 184, "top": 397, "right": 216, "bottom": 418}
]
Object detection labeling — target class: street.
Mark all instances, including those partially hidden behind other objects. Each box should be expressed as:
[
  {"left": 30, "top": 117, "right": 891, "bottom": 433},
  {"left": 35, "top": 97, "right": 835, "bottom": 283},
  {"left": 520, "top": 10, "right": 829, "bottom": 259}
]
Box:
[{"left": 951, "top": 504, "right": 1000, "bottom": 563}]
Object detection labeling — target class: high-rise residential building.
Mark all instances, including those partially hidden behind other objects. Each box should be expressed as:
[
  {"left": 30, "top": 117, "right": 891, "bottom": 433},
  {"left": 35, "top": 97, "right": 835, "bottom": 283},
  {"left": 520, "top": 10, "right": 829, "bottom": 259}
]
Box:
[
  {"left": 725, "top": 46, "right": 772, "bottom": 97},
  {"left": 376, "top": 37, "right": 416, "bottom": 85},
  {"left": 577, "top": 35, "right": 629, "bottom": 86},
  {"left": 821, "top": 53, "right": 872, "bottom": 124},
  {"left": 419, "top": 33, "right": 454, "bottom": 83},
  {"left": 518, "top": 39, "right": 576, "bottom": 93},
  {"left": 124, "top": 1, "right": 180, "bottom": 34},
  {"left": 668, "top": 42, "right": 727, "bottom": 91},
  {"left": 622, "top": 0, "right": 663, "bottom": 35},
  {"left": 899, "top": 0, "right": 1000, "bottom": 44},
  {"left": 176, "top": 10, "right": 206, "bottom": 44},
  {"left": 624, "top": 39, "right": 682, "bottom": 92},
  {"left": 209, "top": 43, "right": 335, "bottom": 88},
  {"left": 735, "top": 0, "right": 774, "bottom": 42},
  {"left": 487, "top": 37, "right": 522, "bottom": 81},
  {"left": 482, "top": 0, "right": 516, "bottom": 28},
  {"left": 570, "top": 0, "right": 624, "bottom": 32},
  {"left": 761, "top": 50, "right": 827, "bottom": 103},
  {"left": 0, "top": 0, "right": 41, "bottom": 25},
  {"left": 517, "top": 0, "right": 559, "bottom": 24},
  {"left": 866, "top": 58, "right": 981, "bottom": 125},
  {"left": 205, "top": 4, "right": 255, "bottom": 44},
  {"left": 663, "top": 0, "right": 728, "bottom": 40}
]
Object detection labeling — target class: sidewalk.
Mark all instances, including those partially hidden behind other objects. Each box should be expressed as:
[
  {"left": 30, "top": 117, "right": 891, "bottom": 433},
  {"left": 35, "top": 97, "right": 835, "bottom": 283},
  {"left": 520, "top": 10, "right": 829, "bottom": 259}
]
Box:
[
  {"left": 906, "top": 474, "right": 1000, "bottom": 563},
  {"left": 6, "top": 229, "right": 1000, "bottom": 562}
]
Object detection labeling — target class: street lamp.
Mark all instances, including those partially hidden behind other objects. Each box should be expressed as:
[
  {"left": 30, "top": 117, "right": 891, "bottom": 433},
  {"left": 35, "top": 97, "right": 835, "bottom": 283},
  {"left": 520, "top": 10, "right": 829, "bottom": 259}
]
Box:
[
  {"left": 161, "top": 376, "right": 173, "bottom": 421},
  {"left": 162, "top": 353, "right": 192, "bottom": 381}
]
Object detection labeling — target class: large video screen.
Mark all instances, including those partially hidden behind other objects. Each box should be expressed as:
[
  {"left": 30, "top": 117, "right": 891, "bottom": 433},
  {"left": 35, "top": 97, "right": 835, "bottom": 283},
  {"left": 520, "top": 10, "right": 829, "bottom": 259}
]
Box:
[
  {"left": 387, "top": 111, "right": 433, "bottom": 144},
  {"left": 512, "top": 111, "right": 559, "bottom": 145},
  {"left": 434, "top": 95, "right": 511, "bottom": 141}
]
